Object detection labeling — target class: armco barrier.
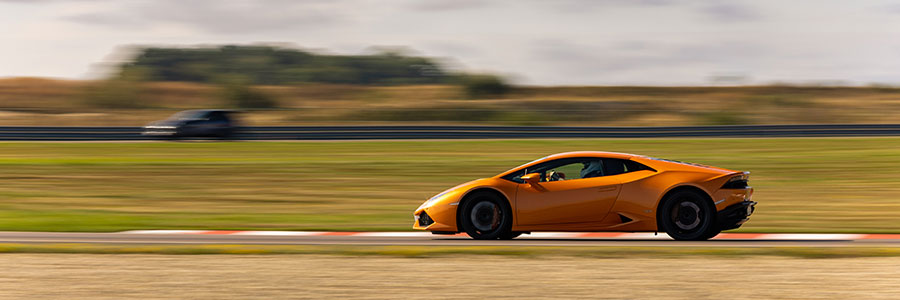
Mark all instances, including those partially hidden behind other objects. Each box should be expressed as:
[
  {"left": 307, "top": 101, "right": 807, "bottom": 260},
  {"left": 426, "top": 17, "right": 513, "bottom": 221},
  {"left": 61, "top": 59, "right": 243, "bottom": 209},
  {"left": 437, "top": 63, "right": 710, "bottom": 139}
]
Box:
[{"left": 1, "top": 124, "right": 899, "bottom": 140}]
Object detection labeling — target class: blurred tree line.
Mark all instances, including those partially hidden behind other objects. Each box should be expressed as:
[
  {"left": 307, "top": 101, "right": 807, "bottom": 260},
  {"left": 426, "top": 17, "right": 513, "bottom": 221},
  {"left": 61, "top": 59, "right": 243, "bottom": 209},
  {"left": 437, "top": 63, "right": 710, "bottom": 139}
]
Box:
[
  {"left": 120, "top": 45, "right": 449, "bottom": 85},
  {"left": 88, "top": 45, "right": 510, "bottom": 109}
]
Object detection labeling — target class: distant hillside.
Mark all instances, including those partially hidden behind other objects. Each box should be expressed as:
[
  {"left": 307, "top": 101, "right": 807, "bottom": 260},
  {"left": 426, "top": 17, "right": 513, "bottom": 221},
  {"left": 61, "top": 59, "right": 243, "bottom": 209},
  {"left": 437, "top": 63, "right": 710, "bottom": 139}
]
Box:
[{"left": 119, "top": 45, "right": 450, "bottom": 85}]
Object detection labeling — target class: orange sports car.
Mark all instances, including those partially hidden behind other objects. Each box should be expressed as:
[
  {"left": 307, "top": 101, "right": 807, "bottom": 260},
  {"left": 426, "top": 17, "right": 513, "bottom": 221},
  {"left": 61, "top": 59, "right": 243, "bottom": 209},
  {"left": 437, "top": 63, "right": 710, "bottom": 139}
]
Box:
[{"left": 413, "top": 151, "right": 756, "bottom": 240}]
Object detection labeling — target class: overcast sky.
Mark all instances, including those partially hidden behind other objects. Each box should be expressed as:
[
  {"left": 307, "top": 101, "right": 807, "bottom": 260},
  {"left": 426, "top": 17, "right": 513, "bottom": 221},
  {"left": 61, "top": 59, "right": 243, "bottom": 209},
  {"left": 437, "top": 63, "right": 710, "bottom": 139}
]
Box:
[{"left": 2, "top": 0, "right": 900, "bottom": 85}]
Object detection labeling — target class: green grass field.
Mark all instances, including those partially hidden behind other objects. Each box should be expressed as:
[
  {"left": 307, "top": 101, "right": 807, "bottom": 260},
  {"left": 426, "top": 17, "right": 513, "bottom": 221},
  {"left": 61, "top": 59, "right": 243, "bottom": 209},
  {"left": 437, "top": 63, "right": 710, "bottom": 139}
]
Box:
[{"left": 0, "top": 138, "right": 898, "bottom": 233}]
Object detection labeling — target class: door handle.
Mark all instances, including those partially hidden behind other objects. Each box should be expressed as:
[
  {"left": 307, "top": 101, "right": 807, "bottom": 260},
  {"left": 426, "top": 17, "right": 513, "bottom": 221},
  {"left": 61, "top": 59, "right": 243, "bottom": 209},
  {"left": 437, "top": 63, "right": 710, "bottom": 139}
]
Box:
[{"left": 597, "top": 186, "right": 617, "bottom": 192}]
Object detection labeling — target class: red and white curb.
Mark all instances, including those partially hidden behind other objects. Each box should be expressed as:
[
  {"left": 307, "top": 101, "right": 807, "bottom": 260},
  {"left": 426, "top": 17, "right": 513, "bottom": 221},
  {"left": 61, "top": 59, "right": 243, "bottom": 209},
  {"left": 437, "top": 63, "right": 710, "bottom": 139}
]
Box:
[{"left": 119, "top": 230, "right": 900, "bottom": 240}]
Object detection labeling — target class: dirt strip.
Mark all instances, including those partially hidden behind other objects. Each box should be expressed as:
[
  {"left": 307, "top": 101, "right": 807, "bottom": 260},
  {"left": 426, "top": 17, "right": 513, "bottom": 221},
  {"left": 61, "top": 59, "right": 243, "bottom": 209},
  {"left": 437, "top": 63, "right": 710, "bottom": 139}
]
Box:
[{"left": 3, "top": 254, "right": 899, "bottom": 299}]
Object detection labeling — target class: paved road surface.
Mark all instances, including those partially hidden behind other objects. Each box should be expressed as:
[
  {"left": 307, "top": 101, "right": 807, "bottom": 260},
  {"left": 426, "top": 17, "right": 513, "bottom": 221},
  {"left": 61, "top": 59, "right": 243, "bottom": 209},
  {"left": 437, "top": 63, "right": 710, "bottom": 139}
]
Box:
[{"left": 2, "top": 231, "right": 899, "bottom": 247}]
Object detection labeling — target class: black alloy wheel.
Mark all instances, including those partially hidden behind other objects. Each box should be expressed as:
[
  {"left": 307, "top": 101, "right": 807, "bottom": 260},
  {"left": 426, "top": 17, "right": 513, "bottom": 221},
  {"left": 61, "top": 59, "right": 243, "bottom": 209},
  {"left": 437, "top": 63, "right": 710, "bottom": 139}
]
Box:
[
  {"left": 459, "top": 192, "right": 513, "bottom": 240},
  {"left": 659, "top": 190, "right": 720, "bottom": 241}
]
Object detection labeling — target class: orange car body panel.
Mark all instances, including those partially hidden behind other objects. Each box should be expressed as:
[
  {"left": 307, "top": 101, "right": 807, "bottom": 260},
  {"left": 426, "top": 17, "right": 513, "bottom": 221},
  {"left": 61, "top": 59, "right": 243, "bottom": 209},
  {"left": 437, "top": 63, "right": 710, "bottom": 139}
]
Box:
[{"left": 413, "top": 151, "right": 753, "bottom": 233}]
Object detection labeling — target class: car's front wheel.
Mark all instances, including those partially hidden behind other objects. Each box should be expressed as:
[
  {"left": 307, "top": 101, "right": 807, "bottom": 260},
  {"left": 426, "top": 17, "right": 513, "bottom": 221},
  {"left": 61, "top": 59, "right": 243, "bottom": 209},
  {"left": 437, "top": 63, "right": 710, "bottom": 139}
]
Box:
[
  {"left": 459, "top": 192, "right": 512, "bottom": 240},
  {"left": 659, "top": 190, "right": 720, "bottom": 241}
]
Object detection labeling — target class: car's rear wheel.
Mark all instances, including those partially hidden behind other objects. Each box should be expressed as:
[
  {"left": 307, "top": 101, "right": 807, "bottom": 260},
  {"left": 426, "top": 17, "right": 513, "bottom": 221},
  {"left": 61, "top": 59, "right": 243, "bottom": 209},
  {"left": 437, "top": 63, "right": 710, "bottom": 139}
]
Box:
[
  {"left": 659, "top": 190, "right": 720, "bottom": 241},
  {"left": 459, "top": 192, "right": 512, "bottom": 240}
]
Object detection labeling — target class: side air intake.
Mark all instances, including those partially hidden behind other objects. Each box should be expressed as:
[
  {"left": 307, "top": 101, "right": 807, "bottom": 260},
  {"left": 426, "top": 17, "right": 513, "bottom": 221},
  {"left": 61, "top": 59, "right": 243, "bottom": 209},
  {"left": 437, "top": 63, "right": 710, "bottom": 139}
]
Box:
[{"left": 722, "top": 178, "right": 749, "bottom": 189}]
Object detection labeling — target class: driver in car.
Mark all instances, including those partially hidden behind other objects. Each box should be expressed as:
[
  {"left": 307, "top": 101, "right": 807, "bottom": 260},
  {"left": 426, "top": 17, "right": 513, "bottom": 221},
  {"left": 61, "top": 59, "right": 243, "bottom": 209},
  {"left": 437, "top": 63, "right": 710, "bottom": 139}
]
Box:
[
  {"left": 546, "top": 170, "right": 566, "bottom": 181},
  {"left": 580, "top": 160, "right": 603, "bottom": 179}
]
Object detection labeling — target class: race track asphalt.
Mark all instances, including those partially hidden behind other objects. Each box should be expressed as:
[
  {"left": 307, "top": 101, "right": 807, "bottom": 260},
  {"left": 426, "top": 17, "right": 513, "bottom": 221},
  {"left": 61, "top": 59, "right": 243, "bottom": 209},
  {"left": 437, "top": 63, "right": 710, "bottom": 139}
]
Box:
[{"left": 2, "top": 231, "right": 899, "bottom": 247}]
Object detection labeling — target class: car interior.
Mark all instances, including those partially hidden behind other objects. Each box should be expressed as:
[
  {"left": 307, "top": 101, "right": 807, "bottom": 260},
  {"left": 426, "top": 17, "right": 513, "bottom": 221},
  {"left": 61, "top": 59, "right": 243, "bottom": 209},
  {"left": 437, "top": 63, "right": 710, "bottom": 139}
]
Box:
[{"left": 505, "top": 157, "right": 651, "bottom": 183}]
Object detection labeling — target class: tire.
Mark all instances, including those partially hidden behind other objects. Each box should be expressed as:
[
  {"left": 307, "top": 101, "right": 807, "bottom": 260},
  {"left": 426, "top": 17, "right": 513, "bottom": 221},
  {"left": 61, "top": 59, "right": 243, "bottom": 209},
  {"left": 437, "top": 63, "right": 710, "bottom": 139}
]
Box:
[
  {"left": 659, "top": 190, "right": 719, "bottom": 241},
  {"left": 459, "top": 192, "right": 513, "bottom": 240}
]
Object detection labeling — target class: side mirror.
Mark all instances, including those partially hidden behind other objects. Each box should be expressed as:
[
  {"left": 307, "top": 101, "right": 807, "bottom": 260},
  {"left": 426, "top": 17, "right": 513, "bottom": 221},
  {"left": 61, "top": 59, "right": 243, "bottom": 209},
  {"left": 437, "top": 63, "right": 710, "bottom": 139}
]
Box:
[{"left": 521, "top": 173, "right": 541, "bottom": 185}]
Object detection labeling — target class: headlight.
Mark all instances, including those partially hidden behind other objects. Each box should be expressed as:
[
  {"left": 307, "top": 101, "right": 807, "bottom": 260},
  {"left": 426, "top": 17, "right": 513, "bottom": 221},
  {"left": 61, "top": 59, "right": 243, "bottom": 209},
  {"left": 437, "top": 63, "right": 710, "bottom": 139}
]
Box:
[{"left": 422, "top": 191, "right": 449, "bottom": 207}]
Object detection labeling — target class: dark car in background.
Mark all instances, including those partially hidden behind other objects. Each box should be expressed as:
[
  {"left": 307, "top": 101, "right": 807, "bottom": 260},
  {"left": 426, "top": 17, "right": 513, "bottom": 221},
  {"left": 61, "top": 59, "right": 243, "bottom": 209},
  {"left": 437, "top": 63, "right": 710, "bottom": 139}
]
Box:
[{"left": 143, "top": 109, "right": 238, "bottom": 139}]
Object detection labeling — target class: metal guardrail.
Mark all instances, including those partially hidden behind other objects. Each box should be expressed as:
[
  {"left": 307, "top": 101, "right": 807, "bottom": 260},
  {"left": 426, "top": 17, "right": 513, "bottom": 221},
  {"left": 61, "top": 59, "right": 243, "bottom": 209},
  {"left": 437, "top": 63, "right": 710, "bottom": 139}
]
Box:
[{"left": 0, "top": 124, "right": 899, "bottom": 141}]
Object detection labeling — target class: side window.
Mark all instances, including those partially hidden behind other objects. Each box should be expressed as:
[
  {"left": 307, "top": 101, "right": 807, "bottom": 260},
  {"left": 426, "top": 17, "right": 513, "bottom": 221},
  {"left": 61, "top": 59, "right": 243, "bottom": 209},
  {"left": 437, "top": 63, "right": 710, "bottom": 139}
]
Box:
[
  {"left": 554, "top": 159, "right": 605, "bottom": 181},
  {"left": 502, "top": 168, "right": 529, "bottom": 183},
  {"left": 624, "top": 160, "right": 651, "bottom": 172},
  {"left": 603, "top": 158, "right": 627, "bottom": 176},
  {"left": 208, "top": 111, "right": 226, "bottom": 122},
  {"left": 603, "top": 158, "right": 653, "bottom": 176},
  {"left": 548, "top": 162, "right": 583, "bottom": 181},
  {"left": 502, "top": 158, "right": 606, "bottom": 183}
]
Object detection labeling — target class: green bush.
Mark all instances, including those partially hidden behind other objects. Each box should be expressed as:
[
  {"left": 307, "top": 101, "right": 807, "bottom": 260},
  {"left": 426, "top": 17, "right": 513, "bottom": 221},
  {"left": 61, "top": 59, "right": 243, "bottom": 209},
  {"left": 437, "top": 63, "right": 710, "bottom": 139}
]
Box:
[
  {"left": 461, "top": 74, "right": 511, "bottom": 99},
  {"left": 120, "top": 45, "right": 449, "bottom": 85}
]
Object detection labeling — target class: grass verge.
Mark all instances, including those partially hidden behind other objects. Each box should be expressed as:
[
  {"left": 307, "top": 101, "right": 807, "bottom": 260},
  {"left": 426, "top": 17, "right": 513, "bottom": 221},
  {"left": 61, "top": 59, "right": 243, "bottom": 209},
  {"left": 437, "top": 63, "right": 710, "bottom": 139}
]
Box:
[{"left": 0, "top": 138, "right": 898, "bottom": 232}]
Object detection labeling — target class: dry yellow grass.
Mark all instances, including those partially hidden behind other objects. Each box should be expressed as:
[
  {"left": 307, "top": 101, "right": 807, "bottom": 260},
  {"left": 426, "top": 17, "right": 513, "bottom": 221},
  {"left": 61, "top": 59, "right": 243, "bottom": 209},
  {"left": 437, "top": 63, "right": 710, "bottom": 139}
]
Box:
[
  {"left": 3, "top": 78, "right": 900, "bottom": 126},
  {"left": 3, "top": 254, "right": 900, "bottom": 299}
]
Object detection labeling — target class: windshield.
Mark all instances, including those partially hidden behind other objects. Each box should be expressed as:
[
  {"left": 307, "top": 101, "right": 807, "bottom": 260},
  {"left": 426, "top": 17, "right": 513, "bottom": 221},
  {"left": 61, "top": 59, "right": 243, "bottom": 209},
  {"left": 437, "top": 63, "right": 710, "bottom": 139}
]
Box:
[
  {"left": 169, "top": 110, "right": 208, "bottom": 120},
  {"left": 494, "top": 155, "right": 549, "bottom": 178}
]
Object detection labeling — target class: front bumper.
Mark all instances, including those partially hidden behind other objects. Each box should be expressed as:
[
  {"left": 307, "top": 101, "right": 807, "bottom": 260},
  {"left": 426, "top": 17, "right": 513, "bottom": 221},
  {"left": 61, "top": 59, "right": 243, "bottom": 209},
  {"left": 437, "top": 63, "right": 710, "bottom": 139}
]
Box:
[
  {"left": 717, "top": 200, "right": 757, "bottom": 230},
  {"left": 413, "top": 204, "right": 459, "bottom": 232},
  {"left": 416, "top": 211, "right": 435, "bottom": 227}
]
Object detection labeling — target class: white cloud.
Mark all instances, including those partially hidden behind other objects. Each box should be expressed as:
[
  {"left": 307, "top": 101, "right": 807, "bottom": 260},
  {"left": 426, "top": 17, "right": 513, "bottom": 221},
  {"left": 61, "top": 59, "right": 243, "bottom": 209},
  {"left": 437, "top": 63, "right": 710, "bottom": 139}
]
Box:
[
  {"left": 406, "top": 0, "right": 490, "bottom": 12},
  {"left": 1, "top": 0, "right": 900, "bottom": 85},
  {"left": 59, "top": 0, "right": 348, "bottom": 34}
]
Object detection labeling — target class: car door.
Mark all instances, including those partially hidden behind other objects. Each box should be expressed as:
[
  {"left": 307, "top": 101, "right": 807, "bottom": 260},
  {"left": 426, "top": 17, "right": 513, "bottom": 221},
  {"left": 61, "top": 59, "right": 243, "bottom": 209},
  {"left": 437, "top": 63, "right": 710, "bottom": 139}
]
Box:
[
  {"left": 514, "top": 158, "right": 623, "bottom": 226},
  {"left": 181, "top": 111, "right": 211, "bottom": 136},
  {"left": 190, "top": 111, "right": 226, "bottom": 136},
  {"left": 206, "top": 111, "right": 230, "bottom": 136}
]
